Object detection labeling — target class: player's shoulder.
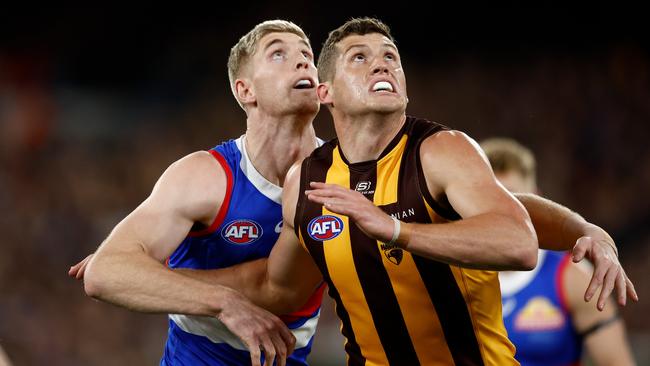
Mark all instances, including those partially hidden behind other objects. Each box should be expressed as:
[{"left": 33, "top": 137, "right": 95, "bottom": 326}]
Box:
[
  {"left": 562, "top": 255, "right": 592, "bottom": 286},
  {"left": 158, "top": 151, "right": 228, "bottom": 197},
  {"left": 420, "top": 129, "right": 483, "bottom": 164},
  {"left": 421, "top": 129, "right": 474, "bottom": 150},
  {"left": 284, "top": 158, "right": 306, "bottom": 193},
  {"left": 168, "top": 150, "right": 224, "bottom": 174}
]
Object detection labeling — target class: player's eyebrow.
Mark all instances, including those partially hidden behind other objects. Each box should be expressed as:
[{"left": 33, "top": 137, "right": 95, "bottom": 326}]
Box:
[
  {"left": 263, "top": 38, "right": 310, "bottom": 51},
  {"left": 343, "top": 43, "right": 398, "bottom": 55}
]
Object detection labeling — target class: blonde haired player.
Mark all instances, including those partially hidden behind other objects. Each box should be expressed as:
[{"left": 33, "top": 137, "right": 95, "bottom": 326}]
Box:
[{"left": 71, "top": 20, "right": 323, "bottom": 366}]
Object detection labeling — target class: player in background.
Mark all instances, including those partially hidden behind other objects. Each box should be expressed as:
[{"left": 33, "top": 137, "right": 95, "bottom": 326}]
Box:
[{"left": 482, "top": 137, "right": 636, "bottom": 366}]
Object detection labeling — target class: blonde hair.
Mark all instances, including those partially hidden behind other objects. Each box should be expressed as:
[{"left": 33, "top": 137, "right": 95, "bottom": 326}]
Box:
[
  {"left": 227, "top": 20, "right": 309, "bottom": 109},
  {"left": 480, "top": 138, "right": 537, "bottom": 183}
]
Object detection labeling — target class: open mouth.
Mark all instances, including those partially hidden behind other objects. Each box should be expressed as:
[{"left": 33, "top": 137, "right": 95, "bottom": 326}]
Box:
[
  {"left": 372, "top": 81, "right": 394, "bottom": 93},
  {"left": 294, "top": 79, "right": 315, "bottom": 89}
]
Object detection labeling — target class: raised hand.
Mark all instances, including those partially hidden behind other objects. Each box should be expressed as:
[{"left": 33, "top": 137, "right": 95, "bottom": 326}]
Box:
[{"left": 571, "top": 225, "right": 638, "bottom": 311}]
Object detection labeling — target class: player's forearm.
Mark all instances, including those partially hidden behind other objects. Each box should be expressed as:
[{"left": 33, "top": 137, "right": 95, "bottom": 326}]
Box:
[
  {"left": 515, "top": 193, "right": 609, "bottom": 252},
  {"left": 84, "top": 250, "right": 232, "bottom": 316},
  {"left": 399, "top": 212, "right": 537, "bottom": 270},
  {"left": 174, "top": 259, "right": 306, "bottom": 315}
]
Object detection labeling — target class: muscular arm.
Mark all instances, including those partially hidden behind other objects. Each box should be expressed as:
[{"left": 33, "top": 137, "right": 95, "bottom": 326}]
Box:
[
  {"left": 405, "top": 131, "right": 538, "bottom": 270},
  {"left": 307, "top": 131, "right": 538, "bottom": 271},
  {"left": 515, "top": 193, "right": 638, "bottom": 309},
  {"left": 564, "top": 262, "right": 636, "bottom": 366},
  {"left": 83, "top": 151, "right": 296, "bottom": 365},
  {"left": 515, "top": 193, "right": 600, "bottom": 251},
  {"left": 83, "top": 151, "right": 236, "bottom": 315},
  {"left": 176, "top": 162, "right": 324, "bottom": 315}
]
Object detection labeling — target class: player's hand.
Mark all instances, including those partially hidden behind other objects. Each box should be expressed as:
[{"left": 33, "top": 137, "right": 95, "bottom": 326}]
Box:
[
  {"left": 571, "top": 224, "right": 638, "bottom": 311},
  {"left": 305, "top": 182, "right": 394, "bottom": 242},
  {"left": 217, "top": 288, "right": 296, "bottom": 366},
  {"left": 69, "top": 254, "right": 94, "bottom": 280}
]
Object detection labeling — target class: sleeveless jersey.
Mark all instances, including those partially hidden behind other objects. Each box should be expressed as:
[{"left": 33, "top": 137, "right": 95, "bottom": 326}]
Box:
[
  {"left": 500, "top": 250, "right": 582, "bottom": 366},
  {"left": 295, "top": 116, "right": 517, "bottom": 366},
  {"left": 162, "top": 136, "right": 324, "bottom": 366}
]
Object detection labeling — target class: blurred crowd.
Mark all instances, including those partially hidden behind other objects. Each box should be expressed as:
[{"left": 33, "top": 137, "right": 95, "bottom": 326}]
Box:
[{"left": 1, "top": 31, "right": 649, "bottom": 365}]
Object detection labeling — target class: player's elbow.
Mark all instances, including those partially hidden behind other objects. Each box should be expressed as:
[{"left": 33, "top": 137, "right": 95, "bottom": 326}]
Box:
[
  {"left": 513, "top": 244, "right": 537, "bottom": 271},
  {"left": 83, "top": 259, "right": 108, "bottom": 299},
  {"left": 511, "top": 228, "right": 538, "bottom": 271},
  {"left": 83, "top": 273, "right": 102, "bottom": 299}
]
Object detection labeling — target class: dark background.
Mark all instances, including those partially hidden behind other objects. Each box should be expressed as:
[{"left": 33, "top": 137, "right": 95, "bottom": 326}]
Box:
[{"left": 1, "top": 2, "right": 648, "bottom": 365}]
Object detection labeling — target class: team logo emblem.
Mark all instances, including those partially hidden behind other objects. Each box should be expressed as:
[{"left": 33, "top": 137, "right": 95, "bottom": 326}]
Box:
[
  {"left": 514, "top": 296, "right": 565, "bottom": 331},
  {"left": 308, "top": 215, "right": 344, "bottom": 241},
  {"left": 381, "top": 242, "right": 403, "bottom": 265},
  {"left": 221, "top": 219, "right": 263, "bottom": 245}
]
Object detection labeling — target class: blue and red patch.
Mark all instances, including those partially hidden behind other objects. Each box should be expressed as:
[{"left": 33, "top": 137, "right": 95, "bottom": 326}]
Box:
[
  {"left": 221, "top": 219, "right": 263, "bottom": 245},
  {"left": 307, "top": 215, "right": 344, "bottom": 241}
]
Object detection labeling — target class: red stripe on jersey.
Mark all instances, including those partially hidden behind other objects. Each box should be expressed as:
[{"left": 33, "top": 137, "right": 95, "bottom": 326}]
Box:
[
  {"left": 188, "top": 149, "right": 234, "bottom": 237},
  {"left": 280, "top": 283, "right": 326, "bottom": 323},
  {"left": 555, "top": 253, "right": 572, "bottom": 313}
]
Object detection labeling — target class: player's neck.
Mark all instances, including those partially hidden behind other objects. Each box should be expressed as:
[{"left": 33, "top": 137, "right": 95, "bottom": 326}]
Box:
[
  {"left": 244, "top": 113, "right": 318, "bottom": 187},
  {"left": 333, "top": 112, "right": 406, "bottom": 164}
]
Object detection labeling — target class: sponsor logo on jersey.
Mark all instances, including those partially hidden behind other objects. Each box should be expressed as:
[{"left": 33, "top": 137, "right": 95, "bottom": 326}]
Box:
[
  {"left": 515, "top": 296, "right": 566, "bottom": 331},
  {"left": 275, "top": 220, "right": 283, "bottom": 234},
  {"left": 354, "top": 181, "right": 375, "bottom": 195},
  {"left": 221, "top": 219, "right": 263, "bottom": 245},
  {"left": 389, "top": 208, "right": 416, "bottom": 220},
  {"left": 308, "top": 215, "right": 343, "bottom": 241}
]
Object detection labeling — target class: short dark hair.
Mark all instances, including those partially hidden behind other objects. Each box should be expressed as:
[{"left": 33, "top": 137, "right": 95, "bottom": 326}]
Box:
[{"left": 317, "top": 17, "right": 394, "bottom": 83}]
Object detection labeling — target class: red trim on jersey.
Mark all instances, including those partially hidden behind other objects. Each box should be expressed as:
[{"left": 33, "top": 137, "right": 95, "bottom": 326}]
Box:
[
  {"left": 279, "top": 283, "right": 326, "bottom": 323},
  {"left": 556, "top": 253, "right": 572, "bottom": 313},
  {"left": 188, "top": 149, "right": 234, "bottom": 237}
]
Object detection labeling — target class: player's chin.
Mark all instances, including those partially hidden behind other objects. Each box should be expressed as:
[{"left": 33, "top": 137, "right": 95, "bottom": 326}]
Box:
[
  {"left": 290, "top": 100, "right": 320, "bottom": 115},
  {"left": 369, "top": 102, "right": 405, "bottom": 114}
]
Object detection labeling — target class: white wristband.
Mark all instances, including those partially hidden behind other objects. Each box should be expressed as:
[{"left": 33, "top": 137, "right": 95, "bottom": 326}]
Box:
[{"left": 387, "top": 216, "right": 401, "bottom": 246}]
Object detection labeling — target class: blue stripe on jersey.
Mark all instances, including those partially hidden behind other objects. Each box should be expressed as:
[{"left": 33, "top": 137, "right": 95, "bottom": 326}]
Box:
[
  {"left": 169, "top": 139, "right": 283, "bottom": 269},
  {"left": 502, "top": 251, "right": 582, "bottom": 366},
  {"left": 164, "top": 137, "right": 317, "bottom": 365},
  {"left": 161, "top": 320, "right": 311, "bottom": 366}
]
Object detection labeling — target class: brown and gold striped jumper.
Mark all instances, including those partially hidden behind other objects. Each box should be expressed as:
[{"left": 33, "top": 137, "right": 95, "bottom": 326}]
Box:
[{"left": 294, "top": 116, "right": 518, "bottom": 366}]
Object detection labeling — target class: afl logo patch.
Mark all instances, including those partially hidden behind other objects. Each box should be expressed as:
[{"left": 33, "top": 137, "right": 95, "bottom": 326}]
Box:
[
  {"left": 221, "top": 219, "right": 263, "bottom": 245},
  {"left": 308, "top": 215, "right": 344, "bottom": 241}
]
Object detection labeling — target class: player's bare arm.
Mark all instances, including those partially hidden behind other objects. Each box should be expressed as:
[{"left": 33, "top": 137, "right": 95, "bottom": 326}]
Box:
[
  {"left": 516, "top": 193, "right": 638, "bottom": 309},
  {"left": 175, "top": 162, "right": 324, "bottom": 315},
  {"left": 83, "top": 151, "right": 225, "bottom": 312},
  {"left": 81, "top": 151, "right": 295, "bottom": 366},
  {"left": 564, "top": 262, "right": 637, "bottom": 365},
  {"left": 306, "top": 130, "right": 538, "bottom": 271}
]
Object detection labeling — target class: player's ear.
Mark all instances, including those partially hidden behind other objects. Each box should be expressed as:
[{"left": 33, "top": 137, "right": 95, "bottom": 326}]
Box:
[
  {"left": 235, "top": 78, "right": 256, "bottom": 105},
  {"left": 317, "top": 82, "right": 333, "bottom": 105}
]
